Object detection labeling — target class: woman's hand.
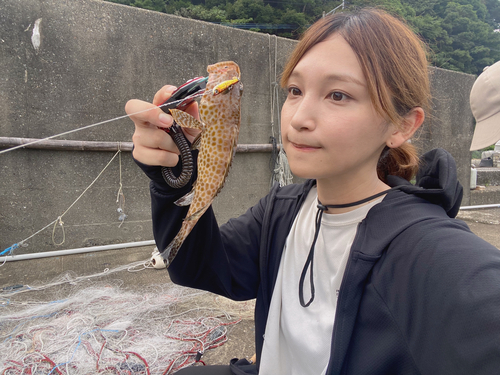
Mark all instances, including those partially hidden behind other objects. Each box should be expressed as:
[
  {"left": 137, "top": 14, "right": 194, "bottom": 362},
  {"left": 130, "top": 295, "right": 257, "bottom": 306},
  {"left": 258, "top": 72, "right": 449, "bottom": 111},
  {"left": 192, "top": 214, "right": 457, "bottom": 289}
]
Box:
[{"left": 125, "top": 85, "right": 201, "bottom": 167}]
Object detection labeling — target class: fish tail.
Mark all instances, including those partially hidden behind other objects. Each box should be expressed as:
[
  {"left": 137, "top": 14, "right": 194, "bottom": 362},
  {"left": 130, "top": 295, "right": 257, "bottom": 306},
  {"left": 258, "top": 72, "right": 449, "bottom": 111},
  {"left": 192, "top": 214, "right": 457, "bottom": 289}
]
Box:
[
  {"left": 162, "top": 227, "right": 186, "bottom": 266},
  {"left": 161, "top": 218, "right": 198, "bottom": 267}
]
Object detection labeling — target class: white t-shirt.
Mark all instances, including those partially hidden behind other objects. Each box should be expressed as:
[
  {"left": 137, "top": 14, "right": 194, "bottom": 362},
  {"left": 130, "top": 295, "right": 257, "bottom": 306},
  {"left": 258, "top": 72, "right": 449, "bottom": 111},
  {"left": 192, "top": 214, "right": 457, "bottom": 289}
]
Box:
[{"left": 259, "top": 187, "right": 382, "bottom": 375}]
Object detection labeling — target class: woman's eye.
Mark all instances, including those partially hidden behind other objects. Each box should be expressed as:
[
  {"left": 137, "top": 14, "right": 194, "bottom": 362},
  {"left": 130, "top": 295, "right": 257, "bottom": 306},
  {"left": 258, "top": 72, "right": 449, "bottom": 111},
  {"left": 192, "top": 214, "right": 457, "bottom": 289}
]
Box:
[
  {"left": 330, "top": 91, "right": 347, "bottom": 101},
  {"left": 288, "top": 87, "right": 301, "bottom": 96}
]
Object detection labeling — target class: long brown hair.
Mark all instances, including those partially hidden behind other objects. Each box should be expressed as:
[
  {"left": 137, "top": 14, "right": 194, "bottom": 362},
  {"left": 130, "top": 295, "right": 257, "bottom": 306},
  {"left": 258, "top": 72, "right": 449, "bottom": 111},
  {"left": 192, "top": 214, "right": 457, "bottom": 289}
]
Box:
[{"left": 281, "top": 8, "right": 430, "bottom": 182}]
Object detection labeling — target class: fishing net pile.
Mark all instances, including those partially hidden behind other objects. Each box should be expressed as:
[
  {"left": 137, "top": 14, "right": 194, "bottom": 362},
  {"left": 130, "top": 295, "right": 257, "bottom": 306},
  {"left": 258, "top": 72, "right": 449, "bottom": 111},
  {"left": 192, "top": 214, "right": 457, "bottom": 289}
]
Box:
[{"left": 0, "top": 280, "right": 244, "bottom": 374}]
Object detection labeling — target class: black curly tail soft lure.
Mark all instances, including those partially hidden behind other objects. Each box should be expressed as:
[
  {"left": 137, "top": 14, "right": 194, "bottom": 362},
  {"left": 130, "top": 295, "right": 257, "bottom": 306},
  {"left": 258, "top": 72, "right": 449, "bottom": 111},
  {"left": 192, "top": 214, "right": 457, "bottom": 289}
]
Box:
[
  {"left": 161, "top": 123, "right": 194, "bottom": 188},
  {"left": 159, "top": 76, "right": 208, "bottom": 188}
]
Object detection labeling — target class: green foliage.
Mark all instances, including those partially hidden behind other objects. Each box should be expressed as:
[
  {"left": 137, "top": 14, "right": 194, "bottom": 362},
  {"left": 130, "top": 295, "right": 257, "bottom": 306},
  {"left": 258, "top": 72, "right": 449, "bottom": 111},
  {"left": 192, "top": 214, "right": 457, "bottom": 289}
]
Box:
[
  {"left": 103, "top": 0, "right": 500, "bottom": 74},
  {"left": 484, "top": 0, "right": 500, "bottom": 27},
  {"left": 226, "top": 0, "right": 275, "bottom": 23},
  {"left": 107, "top": 0, "right": 166, "bottom": 12},
  {"left": 350, "top": 0, "right": 500, "bottom": 74},
  {"left": 174, "top": 4, "right": 228, "bottom": 22},
  {"left": 472, "top": 144, "right": 496, "bottom": 159}
]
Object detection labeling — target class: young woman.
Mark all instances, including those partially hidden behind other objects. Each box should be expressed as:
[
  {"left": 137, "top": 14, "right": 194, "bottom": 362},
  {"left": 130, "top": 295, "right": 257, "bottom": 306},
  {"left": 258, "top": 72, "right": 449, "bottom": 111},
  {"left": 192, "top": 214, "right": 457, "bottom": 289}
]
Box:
[{"left": 126, "top": 8, "right": 500, "bottom": 375}]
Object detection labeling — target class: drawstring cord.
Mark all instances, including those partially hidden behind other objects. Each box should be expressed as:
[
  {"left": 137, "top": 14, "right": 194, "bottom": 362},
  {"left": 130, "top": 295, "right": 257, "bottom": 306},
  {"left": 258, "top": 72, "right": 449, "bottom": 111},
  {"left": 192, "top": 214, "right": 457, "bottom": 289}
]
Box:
[
  {"left": 298, "top": 186, "right": 402, "bottom": 307},
  {"left": 298, "top": 205, "right": 324, "bottom": 307}
]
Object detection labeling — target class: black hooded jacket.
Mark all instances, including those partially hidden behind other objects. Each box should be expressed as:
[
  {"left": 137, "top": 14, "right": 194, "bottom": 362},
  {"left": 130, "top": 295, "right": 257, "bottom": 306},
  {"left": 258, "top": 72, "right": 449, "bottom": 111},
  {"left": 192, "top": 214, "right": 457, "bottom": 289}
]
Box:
[{"left": 138, "top": 148, "right": 500, "bottom": 374}]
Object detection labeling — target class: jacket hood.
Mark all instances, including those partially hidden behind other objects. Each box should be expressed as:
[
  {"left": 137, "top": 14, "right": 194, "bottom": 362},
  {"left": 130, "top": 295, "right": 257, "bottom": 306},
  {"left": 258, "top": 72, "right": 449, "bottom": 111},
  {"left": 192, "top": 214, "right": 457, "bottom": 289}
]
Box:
[{"left": 387, "top": 148, "right": 463, "bottom": 218}]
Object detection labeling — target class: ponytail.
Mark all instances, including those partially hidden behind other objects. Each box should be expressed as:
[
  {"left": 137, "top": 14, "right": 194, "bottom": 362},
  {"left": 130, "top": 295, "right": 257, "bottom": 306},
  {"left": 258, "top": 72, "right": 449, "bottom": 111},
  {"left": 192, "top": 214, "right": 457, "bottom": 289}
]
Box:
[{"left": 377, "top": 142, "right": 420, "bottom": 183}]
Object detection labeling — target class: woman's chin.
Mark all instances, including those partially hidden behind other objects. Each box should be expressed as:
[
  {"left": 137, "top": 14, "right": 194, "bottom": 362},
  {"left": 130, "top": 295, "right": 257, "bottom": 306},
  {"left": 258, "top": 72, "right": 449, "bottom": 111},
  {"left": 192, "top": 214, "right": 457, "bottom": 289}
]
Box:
[{"left": 288, "top": 165, "right": 315, "bottom": 180}]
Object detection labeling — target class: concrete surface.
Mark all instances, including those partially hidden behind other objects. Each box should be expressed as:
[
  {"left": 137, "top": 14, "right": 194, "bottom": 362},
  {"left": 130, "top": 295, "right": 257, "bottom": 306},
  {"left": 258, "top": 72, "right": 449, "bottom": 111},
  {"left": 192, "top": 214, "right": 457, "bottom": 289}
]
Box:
[
  {"left": 0, "top": 0, "right": 482, "bottom": 256},
  {"left": 469, "top": 166, "right": 500, "bottom": 205},
  {"left": 413, "top": 67, "right": 476, "bottom": 206},
  {"left": 470, "top": 186, "right": 500, "bottom": 206},
  {"left": 457, "top": 208, "right": 500, "bottom": 248},
  {"left": 476, "top": 167, "right": 500, "bottom": 186}
]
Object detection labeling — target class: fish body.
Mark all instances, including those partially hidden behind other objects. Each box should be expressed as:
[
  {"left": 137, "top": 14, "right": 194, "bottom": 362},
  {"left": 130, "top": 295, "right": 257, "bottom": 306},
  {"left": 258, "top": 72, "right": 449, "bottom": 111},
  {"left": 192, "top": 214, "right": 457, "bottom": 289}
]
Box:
[{"left": 162, "top": 61, "right": 243, "bottom": 265}]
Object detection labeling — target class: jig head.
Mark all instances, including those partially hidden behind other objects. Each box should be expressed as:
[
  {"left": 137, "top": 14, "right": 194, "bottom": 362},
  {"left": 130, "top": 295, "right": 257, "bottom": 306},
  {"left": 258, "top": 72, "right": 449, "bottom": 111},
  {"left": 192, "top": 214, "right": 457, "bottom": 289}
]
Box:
[{"left": 159, "top": 76, "right": 208, "bottom": 189}]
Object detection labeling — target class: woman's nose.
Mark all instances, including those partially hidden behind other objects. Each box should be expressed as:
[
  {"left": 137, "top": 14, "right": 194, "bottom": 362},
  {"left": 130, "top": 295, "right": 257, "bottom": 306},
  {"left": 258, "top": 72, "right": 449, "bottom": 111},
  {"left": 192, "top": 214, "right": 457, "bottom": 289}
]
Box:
[{"left": 289, "top": 96, "right": 318, "bottom": 131}]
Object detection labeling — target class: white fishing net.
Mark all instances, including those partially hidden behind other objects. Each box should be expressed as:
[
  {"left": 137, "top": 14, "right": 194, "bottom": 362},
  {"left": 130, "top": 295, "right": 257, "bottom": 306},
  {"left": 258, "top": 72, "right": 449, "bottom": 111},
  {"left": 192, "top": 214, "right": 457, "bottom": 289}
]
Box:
[{"left": 0, "top": 276, "right": 247, "bottom": 374}]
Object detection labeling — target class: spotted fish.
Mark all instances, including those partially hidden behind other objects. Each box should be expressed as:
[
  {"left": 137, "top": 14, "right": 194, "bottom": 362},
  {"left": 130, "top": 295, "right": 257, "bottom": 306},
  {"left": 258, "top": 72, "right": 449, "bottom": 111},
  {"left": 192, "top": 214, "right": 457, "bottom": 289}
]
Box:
[{"left": 162, "top": 61, "right": 243, "bottom": 266}]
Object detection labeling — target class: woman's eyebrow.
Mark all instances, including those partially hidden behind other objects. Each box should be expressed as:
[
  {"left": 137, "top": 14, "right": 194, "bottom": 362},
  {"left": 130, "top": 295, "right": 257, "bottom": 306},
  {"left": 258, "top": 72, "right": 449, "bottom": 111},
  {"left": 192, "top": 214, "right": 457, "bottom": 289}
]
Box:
[
  {"left": 324, "top": 73, "right": 366, "bottom": 87},
  {"left": 289, "top": 70, "right": 366, "bottom": 87}
]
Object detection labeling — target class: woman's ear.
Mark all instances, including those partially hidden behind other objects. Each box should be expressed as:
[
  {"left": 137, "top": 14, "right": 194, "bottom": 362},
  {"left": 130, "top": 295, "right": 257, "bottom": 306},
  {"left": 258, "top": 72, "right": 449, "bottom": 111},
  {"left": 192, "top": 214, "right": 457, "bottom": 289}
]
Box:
[{"left": 386, "top": 107, "right": 425, "bottom": 148}]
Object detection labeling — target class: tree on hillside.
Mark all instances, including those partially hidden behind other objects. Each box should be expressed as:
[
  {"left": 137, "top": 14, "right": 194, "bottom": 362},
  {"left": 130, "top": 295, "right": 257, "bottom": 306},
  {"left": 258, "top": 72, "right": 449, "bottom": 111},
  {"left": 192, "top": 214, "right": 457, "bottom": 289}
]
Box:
[
  {"left": 104, "top": 0, "right": 500, "bottom": 74},
  {"left": 406, "top": 0, "right": 500, "bottom": 74},
  {"left": 351, "top": 0, "right": 500, "bottom": 74},
  {"left": 483, "top": 0, "right": 500, "bottom": 28}
]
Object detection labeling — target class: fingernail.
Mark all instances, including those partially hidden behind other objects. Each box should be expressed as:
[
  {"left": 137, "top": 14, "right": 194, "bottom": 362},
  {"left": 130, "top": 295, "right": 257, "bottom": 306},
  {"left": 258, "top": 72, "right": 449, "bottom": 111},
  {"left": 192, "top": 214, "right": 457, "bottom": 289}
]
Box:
[{"left": 159, "top": 113, "right": 172, "bottom": 126}]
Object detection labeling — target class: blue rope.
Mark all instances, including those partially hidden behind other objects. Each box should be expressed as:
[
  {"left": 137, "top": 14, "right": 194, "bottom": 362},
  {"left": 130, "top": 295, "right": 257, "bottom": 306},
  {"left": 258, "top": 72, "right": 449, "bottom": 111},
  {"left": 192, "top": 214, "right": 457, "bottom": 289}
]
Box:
[{"left": 0, "top": 243, "right": 19, "bottom": 256}]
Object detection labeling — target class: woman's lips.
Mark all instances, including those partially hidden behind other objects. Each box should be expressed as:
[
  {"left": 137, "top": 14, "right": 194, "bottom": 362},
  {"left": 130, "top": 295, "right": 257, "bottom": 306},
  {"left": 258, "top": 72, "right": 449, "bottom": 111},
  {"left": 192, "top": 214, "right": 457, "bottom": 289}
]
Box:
[{"left": 290, "top": 142, "right": 320, "bottom": 151}]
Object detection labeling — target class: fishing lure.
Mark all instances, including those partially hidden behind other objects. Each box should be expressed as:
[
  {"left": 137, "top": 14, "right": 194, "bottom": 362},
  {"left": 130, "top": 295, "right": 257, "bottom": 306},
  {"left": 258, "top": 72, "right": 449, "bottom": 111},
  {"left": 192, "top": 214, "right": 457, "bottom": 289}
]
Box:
[
  {"left": 212, "top": 77, "right": 240, "bottom": 95},
  {"left": 160, "top": 76, "right": 208, "bottom": 189},
  {"left": 161, "top": 61, "right": 243, "bottom": 266}
]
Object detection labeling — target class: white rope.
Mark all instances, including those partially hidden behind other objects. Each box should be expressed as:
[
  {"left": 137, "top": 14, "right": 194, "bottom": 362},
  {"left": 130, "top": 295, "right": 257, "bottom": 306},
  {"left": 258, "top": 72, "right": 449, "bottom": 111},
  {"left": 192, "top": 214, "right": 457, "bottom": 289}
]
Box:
[
  {"left": 51, "top": 150, "right": 121, "bottom": 246},
  {"left": 116, "top": 148, "right": 127, "bottom": 227},
  {"left": 2, "top": 151, "right": 121, "bottom": 255},
  {"left": 269, "top": 35, "right": 293, "bottom": 187},
  {"left": 55, "top": 150, "right": 121, "bottom": 231}
]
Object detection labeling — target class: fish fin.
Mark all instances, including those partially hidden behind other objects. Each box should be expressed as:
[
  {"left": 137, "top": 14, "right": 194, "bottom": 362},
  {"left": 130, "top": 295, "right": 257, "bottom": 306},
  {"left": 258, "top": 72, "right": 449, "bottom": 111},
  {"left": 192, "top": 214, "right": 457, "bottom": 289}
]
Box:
[
  {"left": 170, "top": 109, "right": 205, "bottom": 130},
  {"left": 184, "top": 203, "right": 212, "bottom": 222},
  {"left": 174, "top": 189, "right": 195, "bottom": 206},
  {"left": 161, "top": 233, "right": 184, "bottom": 267},
  {"left": 191, "top": 133, "right": 202, "bottom": 150}
]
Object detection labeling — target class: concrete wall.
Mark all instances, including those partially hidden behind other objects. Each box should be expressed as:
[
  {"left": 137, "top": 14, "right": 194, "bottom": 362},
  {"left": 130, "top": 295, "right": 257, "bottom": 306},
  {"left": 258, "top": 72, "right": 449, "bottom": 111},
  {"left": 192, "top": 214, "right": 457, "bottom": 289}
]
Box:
[
  {"left": 414, "top": 67, "right": 476, "bottom": 204},
  {"left": 0, "top": 0, "right": 476, "bottom": 254}
]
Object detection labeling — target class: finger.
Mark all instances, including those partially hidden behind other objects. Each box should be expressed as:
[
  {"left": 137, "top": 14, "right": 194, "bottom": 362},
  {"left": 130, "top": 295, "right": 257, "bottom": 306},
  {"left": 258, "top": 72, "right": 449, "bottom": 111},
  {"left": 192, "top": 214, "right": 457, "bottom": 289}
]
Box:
[
  {"left": 125, "top": 99, "right": 167, "bottom": 127},
  {"left": 132, "top": 144, "right": 180, "bottom": 167},
  {"left": 184, "top": 101, "right": 201, "bottom": 121},
  {"left": 125, "top": 99, "right": 174, "bottom": 132},
  {"left": 132, "top": 126, "right": 180, "bottom": 154},
  {"left": 153, "top": 85, "right": 177, "bottom": 106}
]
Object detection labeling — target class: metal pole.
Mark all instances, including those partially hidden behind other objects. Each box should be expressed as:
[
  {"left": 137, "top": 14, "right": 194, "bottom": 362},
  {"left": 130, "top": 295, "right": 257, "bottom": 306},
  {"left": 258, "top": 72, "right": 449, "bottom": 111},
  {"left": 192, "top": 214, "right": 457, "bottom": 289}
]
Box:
[
  {"left": 460, "top": 204, "right": 500, "bottom": 210},
  {"left": 0, "top": 137, "right": 277, "bottom": 153},
  {"left": 0, "top": 240, "right": 156, "bottom": 263}
]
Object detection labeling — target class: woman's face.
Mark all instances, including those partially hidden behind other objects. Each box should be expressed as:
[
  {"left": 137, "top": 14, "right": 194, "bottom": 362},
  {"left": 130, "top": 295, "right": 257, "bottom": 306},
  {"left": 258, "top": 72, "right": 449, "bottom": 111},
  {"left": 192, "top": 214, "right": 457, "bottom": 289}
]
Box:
[{"left": 281, "top": 33, "right": 397, "bottom": 186}]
